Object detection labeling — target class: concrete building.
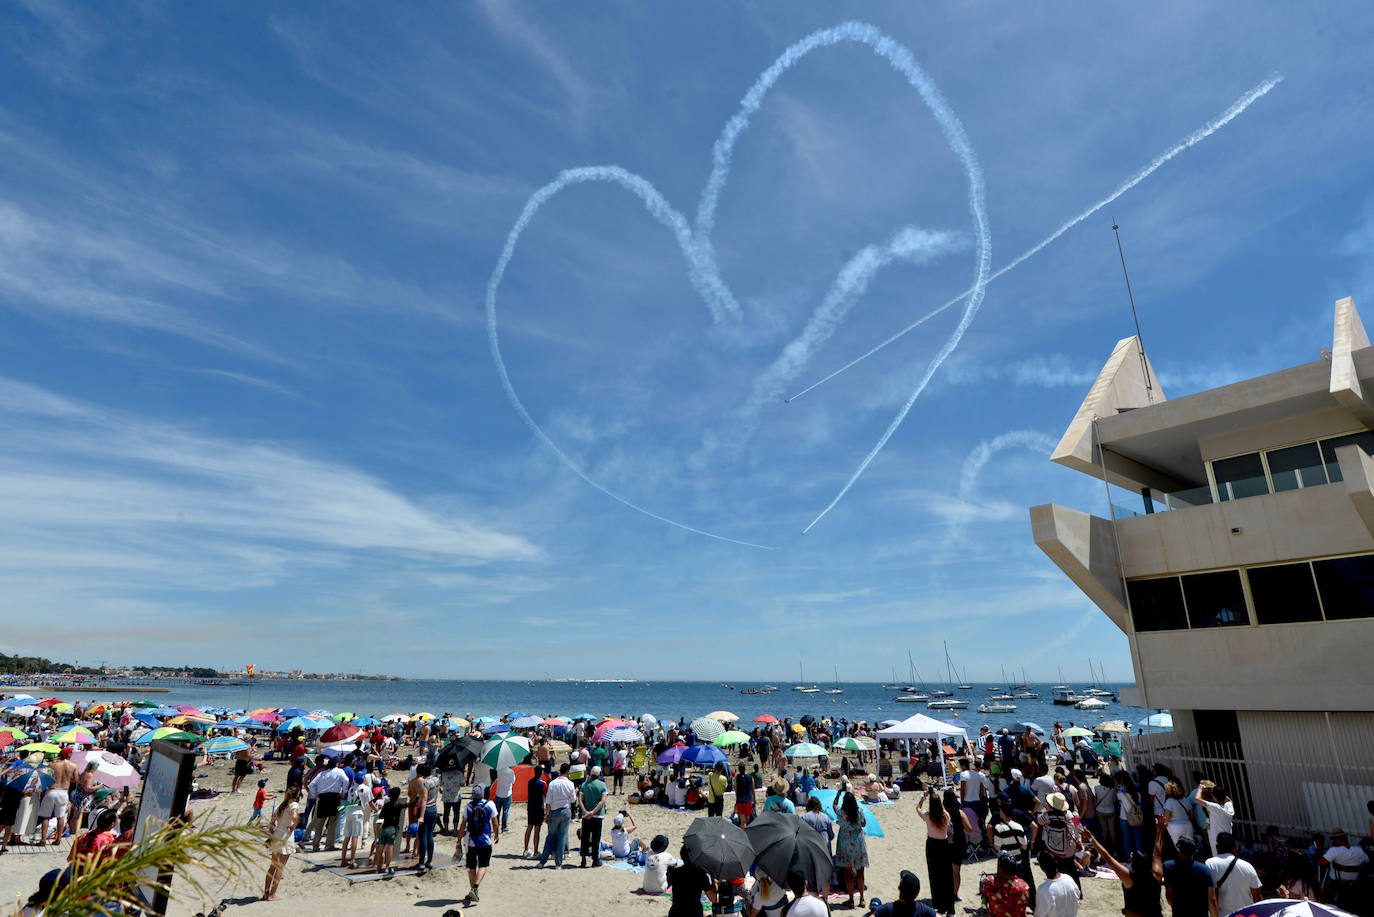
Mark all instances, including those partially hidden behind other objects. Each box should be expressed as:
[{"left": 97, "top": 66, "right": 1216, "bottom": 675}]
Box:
[{"left": 1031, "top": 296, "right": 1374, "bottom": 836}]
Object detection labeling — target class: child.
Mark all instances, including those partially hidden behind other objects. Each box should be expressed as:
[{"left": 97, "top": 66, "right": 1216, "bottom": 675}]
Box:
[
  {"left": 373, "top": 787, "right": 402, "bottom": 875},
  {"left": 249, "top": 780, "right": 274, "bottom": 826}
]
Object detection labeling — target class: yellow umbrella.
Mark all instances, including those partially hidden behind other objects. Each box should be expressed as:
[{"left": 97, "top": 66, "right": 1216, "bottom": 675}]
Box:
[
  {"left": 791, "top": 723, "right": 806, "bottom": 734},
  {"left": 704, "top": 711, "right": 739, "bottom": 722},
  {"left": 447, "top": 716, "right": 470, "bottom": 728},
  {"left": 18, "top": 742, "right": 60, "bottom": 755},
  {"left": 547, "top": 740, "right": 571, "bottom": 754},
  {"left": 53, "top": 727, "right": 97, "bottom": 745},
  {"left": 1094, "top": 721, "right": 1129, "bottom": 734},
  {"left": 413, "top": 712, "right": 436, "bottom": 721}
]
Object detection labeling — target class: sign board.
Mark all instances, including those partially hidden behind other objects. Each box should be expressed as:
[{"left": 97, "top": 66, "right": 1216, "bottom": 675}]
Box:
[{"left": 132, "top": 739, "right": 196, "bottom": 916}]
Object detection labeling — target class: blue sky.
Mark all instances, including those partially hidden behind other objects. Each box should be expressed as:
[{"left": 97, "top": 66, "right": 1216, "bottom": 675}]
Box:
[{"left": 3, "top": 1, "right": 1373, "bottom": 681}]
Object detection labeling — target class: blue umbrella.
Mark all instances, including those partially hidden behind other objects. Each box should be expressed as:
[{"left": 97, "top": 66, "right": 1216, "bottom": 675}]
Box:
[
  {"left": 352, "top": 717, "right": 378, "bottom": 727},
  {"left": 279, "top": 708, "right": 310, "bottom": 718},
  {"left": 3, "top": 764, "right": 54, "bottom": 792},
  {"left": 309, "top": 709, "right": 333, "bottom": 718},
  {"left": 147, "top": 707, "right": 180, "bottom": 718},
  {"left": 507, "top": 712, "right": 529, "bottom": 720},
  {"left": 809, "top": 789, "right": 884, "bottom": 838},
  {"left": 473, "top": 716, "right": 499, "bottom": 725},
  {"left": 510, "top": 715, "right": 541, "bottom": 730},
  {"left": 133, "top": 713, "right": 160, "bottom": 729},
  {"left": 681, "top": 744, "right": 727, "bottom": 766},
  {"left": 1003, "top": 721, "right": 1046, "bottom": 735},
  {"left": 202, "top": 736, "right": 249, "bottom": 755},
  {"left": 482, "top": 723, "right": 510, "bottom": 736}
]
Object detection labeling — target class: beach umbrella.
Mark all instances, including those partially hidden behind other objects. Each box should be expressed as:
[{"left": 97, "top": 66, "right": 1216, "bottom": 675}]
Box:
[
  {"left": 481, "top": 735, "right": 531, "bottom": 770},
  {"left": 713, "top": 731, "right": 750, "bottom": 748},
  {"left": 604, "top": 726, "right": 645, "bottom": 744},
  {"left": 682, "top": 817, "right": 754, "bottom": 880},
  {"left": 808, "top": 788, "right": 884, "bottom": 838},
  {"left": 1061, "top": 727, "right": 1095, "bottom": 739},
  {"left": 445, "top": 716, "right": 471, "bottom": 728},
  {"left": 276, "top": 716, "right": 317, "bottom": 733},
  {"left": 381, "top": 713, "right": 410, "bottom": 724},
  {"left": 17, "top": 742, "right": 60, "bottom": 756},
  {"left": 682, "top": 744, "right": 728, "bottom": 767},
  {"left": 332, "top": 712, "right": 356, "bottom": 722},
  {"left": 136, "top": 728, "right": 202, "bottom": 746},
  {"left": 831, "top": 737, "right": 867, "bottom": 752},
  {"left": 546, "top": 740, "right": 571, "bottom": 755},
  {"left": 571, "top": 714, "right": 596, "bottom": 723},
  {"left": 129, "top": 700, "right": 158, "bottom": 708},
  {"left": 0, "top": 695, "right": 36, "bottom": 707},
  {"left": 784, "top": 743, "right": 827, "bottom": 758},
  {"left": 1003, "top": 721, "right": 1046, "bottom": 735},
  {"left": 437, "top": 737, "right": 485, "bottom": 771},
  {"left": 639, "top": 714, "right": 657, "bottom": 727},
  {"left": 1226, "top": 899, "right": 1361, "bottom": 917},
  {"left": 87, "top": 705, "right": 107, "bottom": 715},
  {"left": 36, "top": 698, "right": 60, "bottom": 708},
  {"left": 302, "top": 715, "right": 334, "bottom": 730},
  {"left": 201, "top": 736, "right": 250, "bottom": 755},
  {"left": 320, "top": 723, "right": 364, "bottom": 745},
  {"left": 790, "top": 724, "right": 806, "bottom": 734},
  {"left": 753, "top": 715, "right": 779, "bottom": 724},
  {"left": 1144, "top": 713, "right": 1174, "bottom": 729},
  {"left": 51, "top": 703, "right": 74, "bottom": 714},
  {"left": 482, "top": 722, "right": 510, "bottom": 736},
  {"left": 174, "top": 705, "right": 206, "bottom": 714},
  {"left": 689, "top": 717, "right": 726, "bottom": 742},
  {"left": 132, "top": 713, "right": 161, "bottom": 729},
  {"left": 308, "top": 709, "right": 333, "bottom": 719},
  {"left": 53, "top": 727, "right": 97, "bottom": 746},
  {"left": 540, "top": 718, "right": 567, "bottom": 727},
  {"left": 351, "top": 717, "right": 379, "bottom": 727},
  {"left": 1094, "top": 721, "right": 1130, "bottom": 734},
  {"left": 0, "top": 726, "right": 30, "bottom": 744},
  {"left": 278, "top": 707, "right": 310, "bottom": 718},
  {"left": 510, "top": 715, "right": 541, "bottom": 730},
  {"left": 249, "top": 712, "right": 282, "bottom": 724},
  {"left": 73, "top": 750, "right": 140, "bottom": 790},
  {"left": 3, "top": 764, "right": 54, "bottom": 793},
  {"left": 592, "top": 719, "right": 631, "bottom": 743},
  {"left": 704, "top": 711, "right": 739, "bottom": 723},
  {"left": 746, "top": 811, "right": 834, "bottom": 889},
  {"left": 9, "top": 705, "right": 39, "bottom": 718},
  {"left": 657, "top": 744, "right": 688, "bottom": 766},
  {"left": 507, "top": 712, "right": 529, "bottom": 720},
  {"left": 413, "top": 712, "right": 436, "bottom": 721},
  {"left": 168, "top": 713, "right": 215, "bottom": 726}
]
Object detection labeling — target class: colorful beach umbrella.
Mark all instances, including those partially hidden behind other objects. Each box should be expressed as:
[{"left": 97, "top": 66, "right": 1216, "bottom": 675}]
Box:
[
  {"left": 201, "top": 736, "right": 250, "bottom": 755},
  {"left": 481, "top": 735, "right": 531, "bottom": 770},
  {"left": 546, "top": 740, "right": 571, "bottom": 754},
  {"left": 135, "top": 728, "right": 202, "bottom": 746},
  {"left": 592, "top": 719, "right": 631, "bottom": 743},
  {"left": 0, "top": 726, "right": 30, "bottom": 744},
  {"left": 784, "top": 743, "right": 827, "bottom": 758},
  {"left": 1060, "top": 727, "right": 1095, "bottom": 739},
  {"left": 604, "top": 726, "right": 645, "bottom": 744},
  {"left": 51, "top": 702, "right": 74, "bottom": 714},
  {"left": 332, "top": 712, "right": 356, "bottom": 722},
  {"left": 73, "top": 750, "right": 140, "bottom": 790},
  {"left": 320, "top": 723, "right": 364, "bottom": 745},
  {"left": 3, "top": 764, "right": 54, "bottom": 792},
  {"left": 540, "top": 718, "right": 567, "bottom": 727},
  {"left": 713, "top": 730, "right": 750, "bottom": 748},
  {"left": 681, "top": 744, "right": 728, "bottom": 766},
  {"left": 53, "top": 727, "right": 97, "bottom": 746},
  {"left": 413, "top": 712, "right": 436, "bottom": 721},
  {"left": 753, "top": 715, "right": 779, "bottom": 724},
  {"left": 17, "top": 742, "right": 60, "bottom": 755},
  {"left": 446, "top": 716, "right": 470, "bottom": 728},
  {"left": 831, "top": 737, "right": 867, "bottom": 751}
]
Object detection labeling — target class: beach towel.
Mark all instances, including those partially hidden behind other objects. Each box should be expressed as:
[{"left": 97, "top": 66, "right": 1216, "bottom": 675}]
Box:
[
  {"left": 809, "top": 788, "right": 884, "bottom": 838},
  {"left": 607, "top": 859, "right": 645, "bottom": 874}
]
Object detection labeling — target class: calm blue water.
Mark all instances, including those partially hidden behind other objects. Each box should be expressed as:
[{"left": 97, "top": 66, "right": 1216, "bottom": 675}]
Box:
[{"left": 36, "top": 680, "right": 1151, "bottom": 731}]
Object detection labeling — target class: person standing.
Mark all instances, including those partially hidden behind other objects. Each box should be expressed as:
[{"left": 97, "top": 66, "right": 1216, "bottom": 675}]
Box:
[
  {"left": 918, "top": 787, "right": 956, "bottom": 917},
  {"left": 307, "top": 759, "right": 349, "bottom": 852},
  {"left": 456, "top": 786, "right": 498, "bottom": 904},
  {"left": 1198, "top": 785, "right": 1234, "bottom": 859},
  {"left": 339, "top": 773, "right": 373, "bottom": 869},
  {"left": 835, "top": 791, "right": 870, "bottom": 910},
  {"left": 1036, "top": 851, "right": 1083, "bottom": 917},
  {"left": 1162, "top": 834, "right": 1216, "bottom": 917},
  {"left": 1204, "top": 833, "right": 1262, "bottom": 917},
  {"left": 523, "top": 768, "right": 546, "bottom": 858},
  {"left": 1092, "top": 769, "right": 1119, "bottom": 856},
  {"left": 231, "top": 743, "right": 253, "bottom": 796},
  {"left": 538, "top": 762, "right": 575, "bottom": 869},
  {"left": 40, "top": 748, "right": 77, "bottom": 847},
  {"left": 1083, "top": 818, "right": 1164, "bottom": 917},
  {"left": 706, "top": 762, "right": 729, "bottom": 818},
  {"left": 492, "top": 766, "right": 515, "bottom": 833},
  {"left": 959, "top": 757, "right": 992, "bottom": 827},
  {"left": 611, "top": 744, "right": 627, "bottom": 795},
  {"left": 734, "top": 767, "right": 756, "bottom": 826},
  {"left": 1034, "top": 793, "right": 1084, "bottom": 891},
  {"left": 263, "top": 787, "right": 302, "bottom": 901},
  {"left": 414, "top": 763, "right": 441, "bottom": 872},
  {"left": 578, "top": 765, "right": 608, "bottom": 867}
]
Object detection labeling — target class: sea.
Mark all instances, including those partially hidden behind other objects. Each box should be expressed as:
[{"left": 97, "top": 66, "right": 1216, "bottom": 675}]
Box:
[{"left": 31, "top": 680, "right": 1153, "bottom": 731}]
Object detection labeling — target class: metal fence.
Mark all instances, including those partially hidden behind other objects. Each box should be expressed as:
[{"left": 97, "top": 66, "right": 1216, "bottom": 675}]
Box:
[{"left": 1123, "top": 727, "right": 1374, "bottom": 839}]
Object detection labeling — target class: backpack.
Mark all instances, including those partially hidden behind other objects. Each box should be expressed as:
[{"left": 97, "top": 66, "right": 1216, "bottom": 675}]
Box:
[
  {"left": 1122, "top": 792, "right": 1143, "bottom": 827},
  {"left": 1042, "top": 811, "right": 1072, "bottom": 857},
  {"left": 467, "top": 801, "right": 491, "bottom": 840}
]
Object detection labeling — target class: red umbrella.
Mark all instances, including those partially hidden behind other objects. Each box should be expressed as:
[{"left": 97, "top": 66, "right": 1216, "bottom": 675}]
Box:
[
  {"left": 540, "top": 718, "right": 567, "bottom": 727},
  {"left": 36, "top": 699, "right": 61, "bottom": 708},
  {"left": 249, "top": 712, "right": 282, "bottom": 724},
  {"left": 320, "top": 723, "right": 364, "bottom": 745},
  {"left": 754, "top": 715, "right": 780, "bottom": 724},
  {"left": 592, "top": 719, "right": 631, "bottom": 743}
]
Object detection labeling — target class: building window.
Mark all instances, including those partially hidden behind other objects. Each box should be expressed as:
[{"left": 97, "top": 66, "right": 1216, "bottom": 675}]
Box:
[
  {"left": 1319, "top": 432, "right": 1374, "bottom": 483},
  {"left": 1127, "top": 577, "right": 1188, "bottom": 632},
  {"left": 1246, "top": 563, "right": 1323, "bottom": 624},
  {"left": 1212, "top": 453, "right": 1268, "bottom": 502},
  {"left": 1266, "top": 442, "right": 1327, "bottom": 492},
  {"left": 1312, "top": 554, "right": 1374, "bottom": 620},
  {"left": 1181, "top": 570, "right": 1249, "bottom": 628}
]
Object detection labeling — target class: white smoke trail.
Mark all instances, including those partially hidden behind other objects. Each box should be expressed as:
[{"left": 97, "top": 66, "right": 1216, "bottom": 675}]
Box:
[
  {"left": 786, "top": 73, "right": 1285, "bottom": 405},
  {"left": 488, "top": 24, "right": 992, "bottom": 547},
  {"left": 733, "top": 226, "right": 967, "bottom": 435},
  {"left": 957, "top": 430, "right": 1059, "bottom": 504},
  {"left": 486, "top": 166, "right": 773, "bottom": 549}
]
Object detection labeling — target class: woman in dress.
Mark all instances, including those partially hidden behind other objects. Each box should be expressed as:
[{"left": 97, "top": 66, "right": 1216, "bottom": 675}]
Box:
[
  {"left": 263, "top": 787, "right": 302, "bottom": 902},
  {"left": 943, "top": 788, "right": 976, "bottom": 904},
  {"left": 919, "top": 787, "right": 955, "bottom": 916},
  {"left": 835, "top": 790, "right": 869, "bottom": 910}
]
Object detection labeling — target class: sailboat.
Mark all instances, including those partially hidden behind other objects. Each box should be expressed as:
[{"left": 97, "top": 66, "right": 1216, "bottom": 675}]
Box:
[
  {"left": 793, "top": 662, "right": 819, "bottom": 693},
  {"left": 928, "top": 641, "right": 969, "bottom": 709},
  {"left": 824, "top": 667, "right": 844, "bottom": 695},
  {"left": 1083, "top": 659, "right": 1114, "bottom": 697},
  {"left": 881, "top": 666, "right": 904, "bottom": 691},
  {"left": 957, "top": 665, "right": 973, "bottom": 690},
  {"left": 894, "top": 652, "right": 930, "bottom": 701}
]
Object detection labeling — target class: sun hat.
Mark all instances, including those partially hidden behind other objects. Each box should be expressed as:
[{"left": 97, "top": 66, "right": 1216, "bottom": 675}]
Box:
[
  {"left": 651, "top": 834, "right": 669, "bottom": 853},
  {"left": 92, "top": 788, "right": 114, "bottom": 804},
  {"left": 771, "top": 777, "right": 789, "bottom": 796},
  {"left": 1047, "top": 792, "right": 1069, "bottom": 812}
]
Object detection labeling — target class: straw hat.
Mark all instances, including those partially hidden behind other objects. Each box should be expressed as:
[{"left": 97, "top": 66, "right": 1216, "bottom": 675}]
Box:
[
  {"left": 1047, "top": 792, "right": 1069, "bottom": 812},
  {"left": 771, "top": 777, "right": 789, "bottom": 796}
]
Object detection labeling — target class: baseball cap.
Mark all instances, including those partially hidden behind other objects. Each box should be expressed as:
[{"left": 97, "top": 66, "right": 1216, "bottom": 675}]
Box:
[
  {"left": 898, "top": 869, "right": 920, "bottom": 895},
  {"left": 591, "top": 766, "right": 602, "bottom": 777},
  {"left": 471, "top": 785, "right": 487, "bottom": 801},
  {"left": 613, "top": 814, "right": 624, "bottom": 827},
  {"left": 257, "top": 779, "right": 268, "bottom": 787},
  {"left": 92, "top": 788, "right": 114, "bottom": 804}
]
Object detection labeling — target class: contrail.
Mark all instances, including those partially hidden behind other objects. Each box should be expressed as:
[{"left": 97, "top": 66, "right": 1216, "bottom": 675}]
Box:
[
  {"left": 488, "top": 24, "right": 992, "bottom": 547},
  {"left": 732, "top": 226, "right": 967, "bottom": 437},
  {"left": 786, "top": 73, "right": 1284, "bottom": 405},
  {"left": 957, "top": 430, "right": 1059, "bottom": 502},
  {"left": 486, "top": 166, "right": 774, "bottom": 550}
]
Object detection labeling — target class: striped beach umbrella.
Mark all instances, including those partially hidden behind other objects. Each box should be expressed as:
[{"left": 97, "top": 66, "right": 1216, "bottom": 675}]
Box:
[
  {"left": 53, "top": 727, "right": 97, "bottom": 746},
  {"left": 320, "top": 723, "right": 364, "bottom": 746},
  {"left": 784, "top": 742, "right": 827, "bottom": 758},
  {"left": 481, "top": 735, "right": 531, "bottom": 770},
  {"left": 704, "top": 711, "right": 739, "bottom": 723},
  {"left": 201, "top": 736, "right": 250, "bottom": 755},
  {"left": 689, "top": 717, "right": 726, "bottom": 742},
  {"left": 604, "top": 726, "right": 645, "bottom": 744},
  {"left": 546, "top": 740, "right": 571, "bottom": 755},
  {"left": 831, "top": 737, "right": 867, "bottom": 751},
  {"left": 540, "top": 718, "right": 567, "bottom": 727},
  {"left": 593, "top": 720, "right": 631, "bottom": 743}
]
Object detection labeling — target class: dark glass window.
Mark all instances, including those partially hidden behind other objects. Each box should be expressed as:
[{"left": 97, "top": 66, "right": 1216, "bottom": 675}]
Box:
[
  {"left": 1266, "top": 443, "right": 1327, "bottom": 492},
  {"left": 1319, "top": 432, "right": 1374, "bottom": 484},
  {"left": 1212, "top": 453, "right": 1268, "bottom": 501},
  {"left": 1181, "top": 570, "right": 1249, "bottom": 628},
  {"left": 1312, "top": 554, "right": 1374, "bottom": 620},
  {"left": 1127, "top": 577, "right": 1188, "bottom": 632},
  {"left": 1246, "top": 563, "right": 1323, "bottom": 624}
]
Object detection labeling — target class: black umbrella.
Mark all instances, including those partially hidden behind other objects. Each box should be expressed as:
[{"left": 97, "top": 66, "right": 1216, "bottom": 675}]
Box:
[
  {"left": 799, "top": 715, "right": 815, "bottom": 726},
  {"left": 745, "top": 811, "right": 834, "bottom": 888},
  {"left": 682, "top": 816, "right": 755, "bottom": 880},
  {"left": 437, "top": 736, "right": 484, "bottom": 771}
]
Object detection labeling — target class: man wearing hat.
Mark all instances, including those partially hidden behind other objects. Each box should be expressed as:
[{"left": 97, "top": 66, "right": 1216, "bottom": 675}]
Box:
[
  {"left": 1033, "top": 792, "right": 1083, "bottom": 890},
  {"left": 1319, "top": 827, "right": 1369, "bottom": 912},
  {"left": 764, "top": 777, "right": 796, "bottom": 814},
  {"left": 980, "top": 854, "right": 1030, "bottom": 917},
  {"left": 871, "top": 869, "right": 938, "bottom": 917},
  {"left": 577, "top": 765, "right": 607, "bottom": 868}
]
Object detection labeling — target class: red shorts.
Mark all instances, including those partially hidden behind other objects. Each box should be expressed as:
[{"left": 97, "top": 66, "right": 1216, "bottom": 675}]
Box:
[{"left": 734, "top": 802, "right": 754, "bottom": 819}]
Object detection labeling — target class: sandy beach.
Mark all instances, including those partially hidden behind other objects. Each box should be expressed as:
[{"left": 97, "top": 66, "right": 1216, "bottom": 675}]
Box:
[{"left": 4, "top": 753, "right": 1132, "bottom": 917}]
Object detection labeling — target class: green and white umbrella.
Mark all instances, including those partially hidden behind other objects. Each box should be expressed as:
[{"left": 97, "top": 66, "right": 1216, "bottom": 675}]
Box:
[
  {"left": 831, "top": 737, "right": 867, "bottom": 751},
  {"left": 713, "top": 730, "right": 751, "bottom": 748},
  {"left": 481, "top": 734, "right": 531, "bottom": 770}
]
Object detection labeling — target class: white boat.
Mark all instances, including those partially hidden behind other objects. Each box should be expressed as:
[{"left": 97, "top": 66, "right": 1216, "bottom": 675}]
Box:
[
  {"left": 893, "top": 694, "right": 926, "bottom": 703},
  {"left": 987, "top": 693, "right": 1016, "bottom": 701},
  {"left": 1014, "top": 691, "right": 1039, "bottom": 699},
  {"left": 824, "top": 667, "right": 844, "bottom": 694},
  {"left": 793, "top": 662, "right": 818, "bottom": 692},
  {"left": 798, "top": 687, "right": 820, "bottom": 694},
  {"left": 927, "top": 698, "right": 970, "bottom": 710},
  {"left": 1052, "top": 686, "right": 1085, "bottom": 706},
  {"left": 1075, "top": 697, "right": 1110, "bottom": 711},
  {"left": 979, "top": 702, "right": 1017, "bottom": 713}
]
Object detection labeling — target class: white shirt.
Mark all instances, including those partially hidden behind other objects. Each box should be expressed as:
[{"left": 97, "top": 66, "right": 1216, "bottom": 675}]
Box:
[
  {"left": 1203, "top": 799, "right": 1233, "bottom": 851},
  {"left": 309, "top": 768, "right": 351, "bottom": 796},
  {"left": 1036, "top": 874, "right": 1081, "bottom": 917},
  {"left": 1149, "top": 777, "right": 1168, "bottom": 815},
  {"left": 960, "top": 770, "right": 992, "bottom": 802},
  {"left": 1032, "top": 774, "right": 1057, "bottom": 806},
  {"left": 643, "top": 852, "right": 677, "bottom": 894},
  {"left": 1324, "top": 844, "right": 1370, "bottom": 879},
  {"left": 746, "top": 879, "right": 787, "bottom": 913},
  {"left": 1206, "top": 854, "right": 1261, "bottom": 916},
  {"left": 494, "top": 767, "right": 516, "bottom": 798},
  {"left": 610, "top": 826, "right": 632, "bottom": 857},
  {"left": 789, "top": 896, "right": 829, "bottom": 917},
  {"left": 545, "top": 775, "right": 576, "bottom": 811}
]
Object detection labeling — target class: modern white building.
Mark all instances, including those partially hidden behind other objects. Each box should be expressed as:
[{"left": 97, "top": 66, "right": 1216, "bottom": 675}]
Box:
[{"left": 1031, "top": 296, "right": 1374, "bottom": 836}]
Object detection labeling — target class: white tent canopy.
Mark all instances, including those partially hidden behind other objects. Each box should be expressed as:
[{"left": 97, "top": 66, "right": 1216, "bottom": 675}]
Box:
[{"left": 876, "top": 713, "right": 967, "bottom": 741}]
